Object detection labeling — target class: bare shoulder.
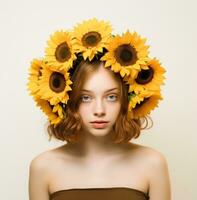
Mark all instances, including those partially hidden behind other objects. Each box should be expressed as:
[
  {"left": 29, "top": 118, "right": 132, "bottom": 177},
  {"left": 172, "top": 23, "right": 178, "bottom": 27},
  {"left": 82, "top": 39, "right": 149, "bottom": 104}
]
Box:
[
  {"left": 30, "top": 148, "right": 56, "bottom": 169},
  {"left": 131, "top": 143, "right": 168, "bottom": 162},
  {"left": 142, "top": 145, "right": 171, "bottom": 180},
  {"left": 134, "top": 144, "right": 170, "bottom": 176},
  {"left": 144, "top": 145, "right": 167, "bottom": 162},
  {"left": 29, "top": 150, "right": 56, "bottom": 200},
  {"left": 134, "top": 144, "right": 171, "bottom": 199},
  {"left": 29, "top": 146, "right": 68, "bottom": 175}
]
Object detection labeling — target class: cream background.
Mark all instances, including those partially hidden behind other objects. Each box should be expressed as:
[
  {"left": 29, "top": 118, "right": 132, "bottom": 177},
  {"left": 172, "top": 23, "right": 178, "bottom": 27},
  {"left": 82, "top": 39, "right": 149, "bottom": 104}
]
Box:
[{"left": 0, "top": 0, "right": 196, "bottom": 199}]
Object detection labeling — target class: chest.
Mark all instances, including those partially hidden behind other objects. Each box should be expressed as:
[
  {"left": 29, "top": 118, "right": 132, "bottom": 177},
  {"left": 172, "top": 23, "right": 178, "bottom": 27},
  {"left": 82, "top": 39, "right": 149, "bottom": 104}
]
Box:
[{"left": 48, "top": 155, "right": 149, "bottom": 194}]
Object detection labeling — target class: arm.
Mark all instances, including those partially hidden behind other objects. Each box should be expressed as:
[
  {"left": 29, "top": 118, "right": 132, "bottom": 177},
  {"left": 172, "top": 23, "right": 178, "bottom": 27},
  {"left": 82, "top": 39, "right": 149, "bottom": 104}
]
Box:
[
  {"left": 28, "top": 155, "right": 50, "bottom": 200},
  {"left": 148, "top": 151, "right": 172, "bottom": 200}
]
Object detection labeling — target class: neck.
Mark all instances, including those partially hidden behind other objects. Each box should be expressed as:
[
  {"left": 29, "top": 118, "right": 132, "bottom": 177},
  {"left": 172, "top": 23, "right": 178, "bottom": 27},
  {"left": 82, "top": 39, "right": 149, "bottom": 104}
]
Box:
[{"left": 65, "top": 130, "right": 126, "bottom": 162}]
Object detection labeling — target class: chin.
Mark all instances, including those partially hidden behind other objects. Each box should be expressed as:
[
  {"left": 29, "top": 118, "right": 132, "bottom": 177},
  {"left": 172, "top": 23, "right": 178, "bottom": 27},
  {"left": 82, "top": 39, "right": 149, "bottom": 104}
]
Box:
[
  {"left": 89, "top": 127, "right": 112, "bottom": 137},
  {"left": 82, "top": 123, "right": 113, "bottom": 137},
  {"left": 91, "top": 132, "right": 109, "bottom": 137}
]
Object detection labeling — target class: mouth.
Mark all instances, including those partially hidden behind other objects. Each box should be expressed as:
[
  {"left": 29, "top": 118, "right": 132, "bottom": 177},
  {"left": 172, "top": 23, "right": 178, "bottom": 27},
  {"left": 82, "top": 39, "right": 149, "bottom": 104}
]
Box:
[
  {"left": 90, "top": 120, "right": 109, "bottom": 123},
  {"left": 90, "top": 121, "right": 109, "bottom": 129}
]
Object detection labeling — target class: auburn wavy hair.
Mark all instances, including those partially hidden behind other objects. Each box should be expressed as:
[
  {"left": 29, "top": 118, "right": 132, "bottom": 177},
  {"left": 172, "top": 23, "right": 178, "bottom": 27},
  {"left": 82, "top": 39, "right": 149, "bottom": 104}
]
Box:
[{"left": 47, "top": 60, "right": 152, "bottom": 144}]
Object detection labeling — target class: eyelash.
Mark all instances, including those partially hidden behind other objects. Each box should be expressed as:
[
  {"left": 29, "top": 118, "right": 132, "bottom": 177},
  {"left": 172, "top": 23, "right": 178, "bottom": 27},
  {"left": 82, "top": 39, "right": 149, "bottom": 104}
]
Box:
[{"left": 80, "top": 94, "right": 118, "bottom": 102}]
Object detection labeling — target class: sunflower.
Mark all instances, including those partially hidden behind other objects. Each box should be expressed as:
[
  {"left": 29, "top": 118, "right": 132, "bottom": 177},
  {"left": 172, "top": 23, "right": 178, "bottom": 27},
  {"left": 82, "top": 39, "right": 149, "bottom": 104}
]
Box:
[
  {"left": 37, "top": 65, "right": 73, "bottom": 105},
  {"left": 27, "top": 59, "right": 45, "bottom": 98},
  {"left": 101, "top": 31, "right": 149, "bottom": 78},
  {"left": 128, "top": 90, "right": 163, "bottom": 119},
  {"left": 34, "top": 97, "right": 64, "bottom": 127},
  {"left": 73, "top": 18, "right": 112, "bottom": 61},
  {"left": 44, "top": 30, "right": 77, "bottom": 71},
  {"left": 124, "top": 58, "right": 166, "bottom": 94},
  {"left": 128, "top": 90, "right": 149, "bottom": 111}
]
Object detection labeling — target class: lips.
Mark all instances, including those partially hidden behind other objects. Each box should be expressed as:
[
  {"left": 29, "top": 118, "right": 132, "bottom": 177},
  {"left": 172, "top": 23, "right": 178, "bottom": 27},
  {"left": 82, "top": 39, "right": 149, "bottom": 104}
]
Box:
[
  {"left": 91, "top": 121, "right": 109, "bottom": 123},
  {"left": 91, "top": 122, "right": 108, "bottom": 129},
  {"left": 90, "top": 121, "right": 109, "bottom": 129}
]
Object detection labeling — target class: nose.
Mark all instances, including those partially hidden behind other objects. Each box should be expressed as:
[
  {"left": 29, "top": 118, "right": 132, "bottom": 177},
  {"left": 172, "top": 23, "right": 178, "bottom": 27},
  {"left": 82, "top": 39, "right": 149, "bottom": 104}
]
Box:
[{"left": 93, "top": 99, "right": 106, "bottom": 117}]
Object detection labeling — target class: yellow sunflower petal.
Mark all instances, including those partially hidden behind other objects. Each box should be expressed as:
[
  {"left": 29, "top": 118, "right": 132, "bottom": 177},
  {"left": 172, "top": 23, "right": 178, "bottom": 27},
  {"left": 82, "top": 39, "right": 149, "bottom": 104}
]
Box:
[
  {"left": 101, "top": 30, "right": 149, "bottom": 78},
  {"left": 73, "top": 18, "right": 112, "bottom": 61},
  {"left": 34, "top": 97, "right": 64, "bottom": 126},
  {"left": 27, "top": 59, "right": 46, "bottom": 97},
  {"left": 129, "top": 90, "right": 163, "bottom": 118},
  {"left": 37, "top": 64, "right": 72, "bottom": 105},
  {"left": 44, "top": 30, "right": 77, "bottom": 71},
  {"left": 129, "top": 58, "right": 166, "bottom": 94}
]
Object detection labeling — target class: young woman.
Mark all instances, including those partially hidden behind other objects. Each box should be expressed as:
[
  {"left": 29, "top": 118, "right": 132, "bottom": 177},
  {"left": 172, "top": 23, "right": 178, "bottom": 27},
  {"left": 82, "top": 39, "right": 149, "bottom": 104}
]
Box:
[{"left": 27, "top": 18, "right": 171, "bottom": 200}]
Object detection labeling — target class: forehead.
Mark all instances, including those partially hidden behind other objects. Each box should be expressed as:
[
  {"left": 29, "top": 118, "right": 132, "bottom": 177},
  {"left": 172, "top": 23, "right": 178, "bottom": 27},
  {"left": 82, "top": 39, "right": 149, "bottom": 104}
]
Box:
[{"left": 82, "top": 66, "right": 120, "bottom": 92}]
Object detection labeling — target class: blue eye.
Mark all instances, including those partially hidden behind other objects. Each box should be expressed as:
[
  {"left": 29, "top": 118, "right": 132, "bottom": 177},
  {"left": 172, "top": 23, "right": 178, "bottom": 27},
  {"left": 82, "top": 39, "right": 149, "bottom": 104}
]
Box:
[
  {"left": 80, "top": 94, "right": 118, "bottom": 103},
  {"left": 81, "top": 95, "right": 91, "bottom": 102},
  {"left": 107, "top": 94, "right": 118, "bottom": 101}
]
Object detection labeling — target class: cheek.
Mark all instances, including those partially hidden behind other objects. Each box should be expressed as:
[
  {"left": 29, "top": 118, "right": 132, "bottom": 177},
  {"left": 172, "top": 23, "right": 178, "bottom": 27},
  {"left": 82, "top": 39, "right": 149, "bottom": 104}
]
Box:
[
  {"left": 78, "top": 105, "right": 90, "bottom": 119},
  {"left": 78, "top": 112, "right": 86, "bottom": 125},
  {"left": 78, "top": 106, "right": 84, "bottom": 116},
  {"left": 110, "top": 103, "right": 121, "bottom": 116}
]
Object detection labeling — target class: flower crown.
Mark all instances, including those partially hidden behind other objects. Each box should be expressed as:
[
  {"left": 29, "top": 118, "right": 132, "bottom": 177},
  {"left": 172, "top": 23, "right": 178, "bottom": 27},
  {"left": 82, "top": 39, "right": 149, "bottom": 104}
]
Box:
[{"left": 27, "top": 18, "right": 166, "bottom": 127}]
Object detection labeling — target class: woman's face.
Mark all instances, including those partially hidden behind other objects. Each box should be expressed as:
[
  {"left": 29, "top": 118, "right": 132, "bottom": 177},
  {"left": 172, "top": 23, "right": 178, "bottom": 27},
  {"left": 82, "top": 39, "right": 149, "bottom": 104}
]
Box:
[{"left": 78, "top": 64, "right": 121, "bottom": 138}]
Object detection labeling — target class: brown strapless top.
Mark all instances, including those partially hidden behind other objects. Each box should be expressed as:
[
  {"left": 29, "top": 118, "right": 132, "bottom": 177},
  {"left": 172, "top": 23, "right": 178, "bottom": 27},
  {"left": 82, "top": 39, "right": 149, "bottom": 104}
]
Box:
[{"left": 50, "top": 187, "right": 150, "bottom": 200}]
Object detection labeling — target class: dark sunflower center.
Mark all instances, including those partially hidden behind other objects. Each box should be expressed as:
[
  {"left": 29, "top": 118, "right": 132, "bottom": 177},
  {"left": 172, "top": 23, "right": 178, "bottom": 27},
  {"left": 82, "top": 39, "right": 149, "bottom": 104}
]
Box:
[
  {"left": 49, "top": 72, "right": 66, "bottom": 93},
  {"left": 135, "top": 66, "right": 154, "bottom": 85},
  {"left": 55, "top": 42, "right": 71, "bottom": 62},
  {"left": 82, "top": 31, "right": 102, "bottom": 47},
  {"left": 134, "top": 97, "right": 150, "bottom": 109},
  {"left": 115, "top": 44, "right": 137, "bottom": 66}
]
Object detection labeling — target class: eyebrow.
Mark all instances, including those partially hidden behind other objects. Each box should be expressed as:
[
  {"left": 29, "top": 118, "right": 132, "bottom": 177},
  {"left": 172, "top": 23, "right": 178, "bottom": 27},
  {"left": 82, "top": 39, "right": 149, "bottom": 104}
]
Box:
[{"left": 81, "top": 87, "right": 119, "bottom": 93}]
